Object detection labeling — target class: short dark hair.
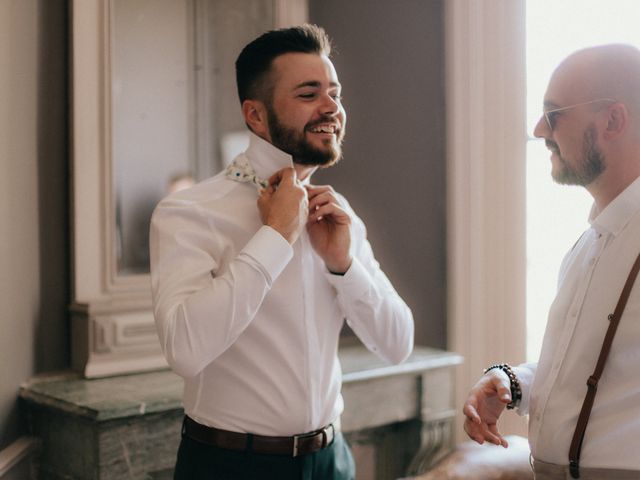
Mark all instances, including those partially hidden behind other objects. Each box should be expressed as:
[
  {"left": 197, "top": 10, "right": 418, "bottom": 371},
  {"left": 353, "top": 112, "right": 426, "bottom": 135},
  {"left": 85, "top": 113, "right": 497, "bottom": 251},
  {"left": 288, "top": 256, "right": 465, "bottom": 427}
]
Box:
[{"left": 235, "top": 24, "right": 332, "bottom": 104}]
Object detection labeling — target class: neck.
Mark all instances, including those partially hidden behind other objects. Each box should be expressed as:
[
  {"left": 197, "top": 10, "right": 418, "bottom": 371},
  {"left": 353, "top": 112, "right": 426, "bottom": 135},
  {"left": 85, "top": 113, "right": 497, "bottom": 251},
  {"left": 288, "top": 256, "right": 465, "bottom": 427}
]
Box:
[
  {"left": 294, "top": 163, "right": 317, "bottom": 182},
  {"left": 255, "top": 132, "right": 318, "bottom": 182},
  {"left": 587, "top": 157, "right": 640, "bottom": 212}
]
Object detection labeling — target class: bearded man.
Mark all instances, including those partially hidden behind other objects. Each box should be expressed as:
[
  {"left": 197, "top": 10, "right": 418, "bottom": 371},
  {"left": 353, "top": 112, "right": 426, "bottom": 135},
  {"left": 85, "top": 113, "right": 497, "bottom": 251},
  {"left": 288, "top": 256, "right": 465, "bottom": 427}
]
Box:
[
  {"left": 150, "top": 24, "right": 414, "bottom": 480},
  {"left": 463, "top": 44, "right": 640, "bottom": 480}
]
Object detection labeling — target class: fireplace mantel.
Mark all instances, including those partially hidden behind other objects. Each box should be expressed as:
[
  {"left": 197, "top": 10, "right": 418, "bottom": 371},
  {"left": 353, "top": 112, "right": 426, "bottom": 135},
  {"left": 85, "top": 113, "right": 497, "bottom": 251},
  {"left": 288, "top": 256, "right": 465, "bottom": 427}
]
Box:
[{"left": 21, "top": 346, "right": 462, "bottom": 479}]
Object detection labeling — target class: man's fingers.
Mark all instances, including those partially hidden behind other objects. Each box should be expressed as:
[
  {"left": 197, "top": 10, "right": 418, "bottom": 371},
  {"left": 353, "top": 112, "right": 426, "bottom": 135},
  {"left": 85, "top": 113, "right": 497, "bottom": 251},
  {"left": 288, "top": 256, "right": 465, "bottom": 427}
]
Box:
[
  {"left": 483, "top": 429, "right": 505, "bottom": 447},
  {"left": 308, "top": 203, "right": 349, "bottom": 224},
  {"left": 267, "top": 171, "right": 282, "bottom": 187},
  {"left": 463, "top": 419, "right": 485, "bottom": 444},
  {"left": 488, "top": 370, "right": 513, "bottom": 404},
  {"left": 494, "top": 383, "right": 512, "bottom": 404},
  {"left": 268, "top": 167, "right": 296, "bottom": 187},
  {"left": 305, "top": 184, "right": 333, "bottom": 200},
  {"left": 464, "top": 417, "right": 507, "bottom": 447},
  {"left": 487, "top": 424, "right": 509, "bottom": 448},
  {"left": 258, "top": 185, "right": 273, "bottom": 198},
  {"left": 307, "top": 190, "right": 334, "bottom": 209},
  {"left": 462, "top": 402, "right": 481, "bottom": 424}
]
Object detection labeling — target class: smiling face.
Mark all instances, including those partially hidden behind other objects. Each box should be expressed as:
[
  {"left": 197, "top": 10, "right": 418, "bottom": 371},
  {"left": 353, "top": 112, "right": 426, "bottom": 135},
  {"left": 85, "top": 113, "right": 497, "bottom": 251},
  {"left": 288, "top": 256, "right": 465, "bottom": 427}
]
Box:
[
  {"left": 533, "top": 58, "right": 609, "bottom": 186},
  {"left": 531, "top": 44, "right": 640, "bottom": 209},
  {"left": 540, "top": 119, "right": 606, "bottom": 187},
  {"left": 263, "top": 52, "right": 346, "bottom": 167}
]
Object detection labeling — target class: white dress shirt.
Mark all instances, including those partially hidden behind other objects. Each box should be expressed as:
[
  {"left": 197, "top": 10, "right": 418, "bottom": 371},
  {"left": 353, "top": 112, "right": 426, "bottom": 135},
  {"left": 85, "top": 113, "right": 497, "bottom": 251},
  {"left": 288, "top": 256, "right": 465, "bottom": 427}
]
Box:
[
  {"left": 514, "top": 176, "right": 640, "bottom": 469},
  {"left": 150, "top": 132, "right": 414, "bottom": 436}
]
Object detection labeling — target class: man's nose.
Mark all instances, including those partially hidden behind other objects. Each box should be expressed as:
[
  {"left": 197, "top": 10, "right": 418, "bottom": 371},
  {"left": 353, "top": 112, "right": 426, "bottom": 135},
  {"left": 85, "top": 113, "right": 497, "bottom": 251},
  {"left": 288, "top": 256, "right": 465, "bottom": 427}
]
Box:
[
  {"left": 533, "top": 115, "right": 548, "bottom": 139},
  {"left": 320, "top": 94, "right": 340, "bottom": 115}
]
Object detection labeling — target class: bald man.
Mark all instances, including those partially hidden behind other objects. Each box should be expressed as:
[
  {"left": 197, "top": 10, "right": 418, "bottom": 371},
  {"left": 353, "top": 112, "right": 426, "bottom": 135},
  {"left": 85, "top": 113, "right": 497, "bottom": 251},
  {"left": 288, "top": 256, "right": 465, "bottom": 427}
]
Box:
[{"left": 462, "top": 44, "right": 640, "bottom": 479}]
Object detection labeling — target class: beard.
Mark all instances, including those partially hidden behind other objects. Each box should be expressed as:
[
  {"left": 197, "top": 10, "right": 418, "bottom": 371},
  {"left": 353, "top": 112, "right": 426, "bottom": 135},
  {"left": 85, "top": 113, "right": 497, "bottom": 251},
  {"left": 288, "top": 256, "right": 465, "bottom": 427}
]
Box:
[
  {"left": 266, "top": 105, "right": 344, "bottom": 168},
  {"left": 550, "top": 125, "right": 605, "bottom": 186}
]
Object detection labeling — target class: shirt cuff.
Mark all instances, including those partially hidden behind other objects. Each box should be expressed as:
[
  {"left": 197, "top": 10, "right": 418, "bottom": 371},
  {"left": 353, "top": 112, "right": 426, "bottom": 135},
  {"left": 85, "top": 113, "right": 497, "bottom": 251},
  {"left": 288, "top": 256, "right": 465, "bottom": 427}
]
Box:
[
  {"left": 325, "top": 256, "right": 370, "bottom": 297},
  {"left": 240, "top": 226, "right": 293, "bottom": 283},
  {"left": 512, "top": 363, "right": 536, "bottom": 416}
]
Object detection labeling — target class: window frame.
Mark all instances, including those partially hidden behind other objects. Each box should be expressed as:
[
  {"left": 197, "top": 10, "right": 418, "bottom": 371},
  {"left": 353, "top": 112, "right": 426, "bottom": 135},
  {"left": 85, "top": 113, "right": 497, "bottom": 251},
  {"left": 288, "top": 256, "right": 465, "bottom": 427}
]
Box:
[{"left": 445, "top": 0, "right": 528, "bottom": 440}]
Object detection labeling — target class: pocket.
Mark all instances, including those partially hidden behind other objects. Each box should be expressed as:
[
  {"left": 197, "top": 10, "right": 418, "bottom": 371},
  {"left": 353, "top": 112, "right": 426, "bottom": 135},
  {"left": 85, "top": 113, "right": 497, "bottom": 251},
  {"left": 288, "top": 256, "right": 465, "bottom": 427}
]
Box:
[{"left": 331, "top": 434, "right": 356, "bottom": 480}]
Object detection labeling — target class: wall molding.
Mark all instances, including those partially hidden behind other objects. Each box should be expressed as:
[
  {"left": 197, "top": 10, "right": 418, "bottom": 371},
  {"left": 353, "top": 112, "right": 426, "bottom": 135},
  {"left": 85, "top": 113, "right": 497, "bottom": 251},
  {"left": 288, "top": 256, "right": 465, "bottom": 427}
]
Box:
[
  {"left": 70, "top": 0, "right": 309, "bottom": 377},
  {"left": 0, "top": 436, "right": 39, "bottom": 478},
  {"left": 445, "top": 0, "right": 528, "bottom": 441}
]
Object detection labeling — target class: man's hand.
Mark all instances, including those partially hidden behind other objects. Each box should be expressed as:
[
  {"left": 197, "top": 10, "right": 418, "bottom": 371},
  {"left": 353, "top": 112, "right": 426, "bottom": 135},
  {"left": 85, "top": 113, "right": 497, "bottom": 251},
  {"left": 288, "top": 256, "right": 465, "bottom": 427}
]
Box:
[
  {"left": 257, "top": 168, "right": 308, "bottom": 244},
  {"left": 462, "top": 369, "right": 512, "bottom": 448},
  {"left": 305, "top": 184, "right": 352, "bottom": 274}
]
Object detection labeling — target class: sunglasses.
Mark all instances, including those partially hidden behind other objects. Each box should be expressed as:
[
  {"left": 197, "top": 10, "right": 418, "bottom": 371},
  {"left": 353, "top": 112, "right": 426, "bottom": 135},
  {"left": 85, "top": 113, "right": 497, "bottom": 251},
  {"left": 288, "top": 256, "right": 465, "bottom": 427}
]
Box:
[{"left": 543, "top": 98, "right": 616, "bottom": 130}]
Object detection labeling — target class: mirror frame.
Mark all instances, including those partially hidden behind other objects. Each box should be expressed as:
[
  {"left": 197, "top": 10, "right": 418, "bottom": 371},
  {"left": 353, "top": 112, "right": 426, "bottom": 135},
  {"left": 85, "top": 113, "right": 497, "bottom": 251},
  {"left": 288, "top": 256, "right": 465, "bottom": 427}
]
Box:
[{"left": 70, "top": 0, "right": 308, "bottom": 377}]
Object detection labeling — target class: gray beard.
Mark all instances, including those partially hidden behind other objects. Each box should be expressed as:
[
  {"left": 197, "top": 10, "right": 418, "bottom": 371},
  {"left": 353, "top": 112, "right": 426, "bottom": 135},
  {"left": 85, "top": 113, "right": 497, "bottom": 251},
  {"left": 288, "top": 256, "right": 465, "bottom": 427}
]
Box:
[{"left": 552, "top": 125, "right": 605, "bottom": 186}]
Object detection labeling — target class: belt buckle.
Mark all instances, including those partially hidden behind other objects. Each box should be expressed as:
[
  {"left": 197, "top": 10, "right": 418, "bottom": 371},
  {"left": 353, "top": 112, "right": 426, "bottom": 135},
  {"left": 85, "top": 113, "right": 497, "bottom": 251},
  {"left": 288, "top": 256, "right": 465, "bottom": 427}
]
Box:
[
  {"left": 292, "top": 431, "right": 314, "bottom": 457},
  {"left": 323, "top": 423, "right": 335, "bottom": 447},
  {"left": 292, "top": 432, "right": 311, "bottom": 457},
  {"left": 292, "top": 424, "right": 333, "bottom": 457},
  {"left": 292, "top": 434, "right": 299, "bottom": 457}
]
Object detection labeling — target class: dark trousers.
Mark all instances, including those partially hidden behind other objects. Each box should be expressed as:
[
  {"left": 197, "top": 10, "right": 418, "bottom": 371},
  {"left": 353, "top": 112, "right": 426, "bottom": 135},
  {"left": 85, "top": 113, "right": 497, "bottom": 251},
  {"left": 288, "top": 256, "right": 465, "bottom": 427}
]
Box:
[{"left": 174, "top": 430, "right": 355, "bottom": 480}]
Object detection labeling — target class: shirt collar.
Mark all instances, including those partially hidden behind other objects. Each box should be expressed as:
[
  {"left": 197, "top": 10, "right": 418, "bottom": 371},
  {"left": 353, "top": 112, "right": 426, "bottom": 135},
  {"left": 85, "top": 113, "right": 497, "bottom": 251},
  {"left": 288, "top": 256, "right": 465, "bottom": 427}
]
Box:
[
  {"left": 244, "top": 132, "right": 294, "bottom": 182},
  {"left": 589, "top": 175, "right": 640, "bottom": 236}
]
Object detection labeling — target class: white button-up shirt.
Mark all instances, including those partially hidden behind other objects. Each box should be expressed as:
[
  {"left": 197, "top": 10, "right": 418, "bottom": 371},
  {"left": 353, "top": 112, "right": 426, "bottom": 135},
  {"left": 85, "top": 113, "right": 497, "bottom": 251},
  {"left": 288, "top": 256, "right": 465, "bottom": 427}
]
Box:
[
  {"left": 150, "top": 133, "right": 414, "bottom": 436},
  {"left": 514, "top": 176, "right": 640, "bottom": 469}
]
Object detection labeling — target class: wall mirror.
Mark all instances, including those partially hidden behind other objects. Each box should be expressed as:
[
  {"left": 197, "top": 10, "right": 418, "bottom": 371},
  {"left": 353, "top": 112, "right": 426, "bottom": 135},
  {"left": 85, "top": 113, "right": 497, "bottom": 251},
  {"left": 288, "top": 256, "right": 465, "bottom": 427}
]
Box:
[{"left": 71, "top": 0, "right": 307, "bottom": 377}]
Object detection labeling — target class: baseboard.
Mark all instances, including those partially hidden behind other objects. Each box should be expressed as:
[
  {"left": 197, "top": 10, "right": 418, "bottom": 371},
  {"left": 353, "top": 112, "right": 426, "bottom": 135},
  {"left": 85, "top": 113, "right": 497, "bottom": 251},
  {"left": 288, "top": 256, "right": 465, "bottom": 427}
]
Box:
[{"left": 0, "top": 436, "right": 40, "bottom": 478}]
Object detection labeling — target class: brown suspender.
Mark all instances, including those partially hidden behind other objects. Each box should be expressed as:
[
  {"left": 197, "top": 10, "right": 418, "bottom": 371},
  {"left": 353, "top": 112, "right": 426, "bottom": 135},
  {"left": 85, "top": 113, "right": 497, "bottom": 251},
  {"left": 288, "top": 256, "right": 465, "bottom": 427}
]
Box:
[{"left": 568, "top": 251, "right": 640, "bottom": 478}]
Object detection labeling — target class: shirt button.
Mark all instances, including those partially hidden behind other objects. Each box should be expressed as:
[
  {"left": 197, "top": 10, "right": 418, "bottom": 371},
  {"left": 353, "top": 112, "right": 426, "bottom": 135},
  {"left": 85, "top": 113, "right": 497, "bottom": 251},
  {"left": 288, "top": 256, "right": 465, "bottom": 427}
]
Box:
[{"left": 589, "top": 258, "right": 596, "bottom": 266}]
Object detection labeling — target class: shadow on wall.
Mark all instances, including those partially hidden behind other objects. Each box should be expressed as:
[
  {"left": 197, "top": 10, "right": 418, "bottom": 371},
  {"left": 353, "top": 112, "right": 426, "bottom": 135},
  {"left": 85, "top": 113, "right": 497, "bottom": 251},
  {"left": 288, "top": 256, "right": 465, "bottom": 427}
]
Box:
[{"left": 35, "top": 0, "right": 70, "bottom": 374}]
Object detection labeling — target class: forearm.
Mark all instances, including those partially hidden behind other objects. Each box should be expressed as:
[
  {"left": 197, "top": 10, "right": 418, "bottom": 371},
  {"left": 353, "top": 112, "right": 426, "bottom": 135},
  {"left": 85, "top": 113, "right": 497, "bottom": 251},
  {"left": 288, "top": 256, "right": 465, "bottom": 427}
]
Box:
[{"left": 330, "top": 256, "right": 414, "bottom": 364}]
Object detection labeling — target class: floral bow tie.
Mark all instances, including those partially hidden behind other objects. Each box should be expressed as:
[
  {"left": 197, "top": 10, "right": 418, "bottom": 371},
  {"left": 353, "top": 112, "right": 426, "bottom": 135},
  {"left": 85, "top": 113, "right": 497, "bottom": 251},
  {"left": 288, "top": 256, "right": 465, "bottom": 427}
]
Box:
[{"left": 225, "top": 156, "right": 268, "bottom": 190}]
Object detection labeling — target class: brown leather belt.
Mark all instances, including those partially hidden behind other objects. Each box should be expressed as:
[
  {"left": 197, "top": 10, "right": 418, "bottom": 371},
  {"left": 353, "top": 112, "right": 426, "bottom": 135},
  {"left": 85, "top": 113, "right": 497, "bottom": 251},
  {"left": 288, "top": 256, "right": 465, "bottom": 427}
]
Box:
[{"left": 182, "top": 416, "right": 336, "bottom": 457}]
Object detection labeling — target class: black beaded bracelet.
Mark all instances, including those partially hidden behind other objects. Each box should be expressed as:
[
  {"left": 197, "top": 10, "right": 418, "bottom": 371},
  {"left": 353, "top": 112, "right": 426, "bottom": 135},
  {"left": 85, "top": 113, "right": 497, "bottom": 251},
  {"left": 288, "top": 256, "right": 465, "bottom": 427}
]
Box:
[{"left": 484, "top": 363, "right": 522, "bottom": 410}]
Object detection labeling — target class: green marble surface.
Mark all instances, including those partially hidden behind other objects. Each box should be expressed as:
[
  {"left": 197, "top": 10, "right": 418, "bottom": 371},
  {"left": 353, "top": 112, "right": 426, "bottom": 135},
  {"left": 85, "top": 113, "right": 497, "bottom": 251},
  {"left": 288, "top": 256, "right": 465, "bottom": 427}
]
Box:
[
  {"left": 20, "top": 370, "right": 183, "bottom": 421},
  {"left": 21, "top": 346, "right": 460, "bottom": 480},
  {"left": 20, "top": 346, "right": 462, "bottom": 422}
]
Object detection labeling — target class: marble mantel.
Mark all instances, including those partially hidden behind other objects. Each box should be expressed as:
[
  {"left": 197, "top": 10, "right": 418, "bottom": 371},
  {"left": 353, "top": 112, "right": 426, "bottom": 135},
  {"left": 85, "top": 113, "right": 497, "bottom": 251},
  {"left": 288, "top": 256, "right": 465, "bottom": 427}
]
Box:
[{"left": 20, "top": 346, "right": 462, "bottom": 479}]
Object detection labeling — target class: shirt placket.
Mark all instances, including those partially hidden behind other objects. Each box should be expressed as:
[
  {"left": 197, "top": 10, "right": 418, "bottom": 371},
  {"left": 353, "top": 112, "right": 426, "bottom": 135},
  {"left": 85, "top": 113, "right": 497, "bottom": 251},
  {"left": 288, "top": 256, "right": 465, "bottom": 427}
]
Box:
[
  {"left": 532, "top": 232, "right": 608, "bottom": 442},
  {"left": 298, "top": 230, "right": 320, "bottom": 431}
]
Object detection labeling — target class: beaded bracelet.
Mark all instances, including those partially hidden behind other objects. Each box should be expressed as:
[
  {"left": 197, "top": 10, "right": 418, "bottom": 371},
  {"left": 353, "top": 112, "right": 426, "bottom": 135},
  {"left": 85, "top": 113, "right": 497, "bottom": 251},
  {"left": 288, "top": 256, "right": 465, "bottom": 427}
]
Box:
[{"left": 484, "top": 363, "right": 522, "bottom": 410}]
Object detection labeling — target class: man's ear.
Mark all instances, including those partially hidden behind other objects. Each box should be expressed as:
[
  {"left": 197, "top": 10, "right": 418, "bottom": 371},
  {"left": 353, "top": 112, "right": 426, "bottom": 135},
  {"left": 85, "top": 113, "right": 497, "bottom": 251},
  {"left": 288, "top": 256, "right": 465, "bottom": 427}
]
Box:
[
  {"left": 603, "top": 103, "right": 628, "bottom": 140},
  {"left": 242, "top": 99, "right": 270, "bottom": 140}
]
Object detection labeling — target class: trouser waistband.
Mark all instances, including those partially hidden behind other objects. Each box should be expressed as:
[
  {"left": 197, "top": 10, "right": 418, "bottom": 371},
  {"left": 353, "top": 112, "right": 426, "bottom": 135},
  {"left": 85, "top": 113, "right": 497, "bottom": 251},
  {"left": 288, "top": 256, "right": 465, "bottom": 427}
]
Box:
[
  {"left": 182, "top": 416, "right": 339, "bottom": 457},
  {"left": 532, "top": 458, "right": 640, "bottom": 480}
]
